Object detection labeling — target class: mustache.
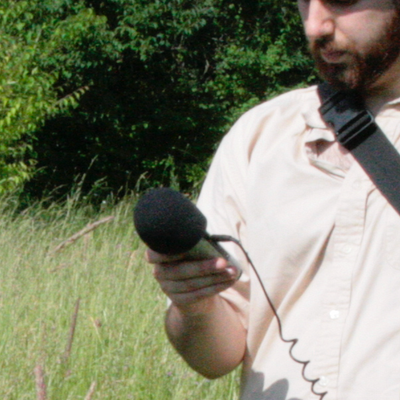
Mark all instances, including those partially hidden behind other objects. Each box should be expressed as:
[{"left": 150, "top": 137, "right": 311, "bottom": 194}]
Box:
[{"left": 310, "top": 37, "right": 347, "bottom": 55}]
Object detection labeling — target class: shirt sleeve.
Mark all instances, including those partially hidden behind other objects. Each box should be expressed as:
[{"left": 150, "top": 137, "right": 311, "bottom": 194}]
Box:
[{"left": 196, "top": 116, "right": 252, "bottom": 330}]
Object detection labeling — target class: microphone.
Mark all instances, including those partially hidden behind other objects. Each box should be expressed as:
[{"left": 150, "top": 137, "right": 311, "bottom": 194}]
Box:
[
  {"left": 133, "top": 187, "right": 242, "bottom": 273},
  {"left": 134, "top": 191, "right": 327, "bottom": 399}
]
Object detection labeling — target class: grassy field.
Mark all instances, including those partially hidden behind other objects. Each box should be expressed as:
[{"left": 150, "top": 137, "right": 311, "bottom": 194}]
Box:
[{"left": 0, "top": 194, "right": 240, "bottom": 399}]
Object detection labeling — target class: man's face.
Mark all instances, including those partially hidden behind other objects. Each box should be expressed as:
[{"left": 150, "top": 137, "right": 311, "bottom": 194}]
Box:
[{"left": 298, "top": 0, "right": 400, "bottom": 92}]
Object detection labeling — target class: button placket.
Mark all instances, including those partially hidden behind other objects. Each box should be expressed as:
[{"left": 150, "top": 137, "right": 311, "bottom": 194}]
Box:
[{"left": 312, "top": 165, "right": 367, "bottom": 399}]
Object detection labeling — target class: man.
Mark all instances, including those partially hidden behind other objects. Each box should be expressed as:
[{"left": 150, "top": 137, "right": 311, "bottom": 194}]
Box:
[{"left": 147, "top": 1, "right": 400, "bottom": 399}]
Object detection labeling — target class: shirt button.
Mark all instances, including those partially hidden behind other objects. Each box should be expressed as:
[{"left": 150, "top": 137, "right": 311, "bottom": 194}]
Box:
[
  {"left": 330, "top": 310, "right": 340, "bottom": 319},
  {"left": 319, "top": 376, "right": 329, "bottom": 387}
]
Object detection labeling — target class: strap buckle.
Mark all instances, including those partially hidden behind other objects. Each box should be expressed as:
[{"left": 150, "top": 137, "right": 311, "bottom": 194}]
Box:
[{"left": 319, "top": 90, "right": 375, "bottom": 149}]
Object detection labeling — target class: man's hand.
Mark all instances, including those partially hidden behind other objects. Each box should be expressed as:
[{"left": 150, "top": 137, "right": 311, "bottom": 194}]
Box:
[
  {"left": 146, "top": 249, "right": 240, "bottom": 314},
  {"left": 146, "top": 248, "right": 246, "bottom": 378}
]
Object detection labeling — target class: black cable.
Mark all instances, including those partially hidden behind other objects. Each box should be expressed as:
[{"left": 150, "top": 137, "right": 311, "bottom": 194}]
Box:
[{"left": 212, "top": 234, "right": 328, "bottom": 400}]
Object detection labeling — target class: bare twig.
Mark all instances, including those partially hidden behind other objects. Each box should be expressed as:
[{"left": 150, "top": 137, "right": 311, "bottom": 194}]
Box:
[
  {"left": 49, "top": 216, "right": 115, "bottom": 255},
  {"left": 84, "top": 381, "right": 97, "bottom": 400},
  {"left": 34, "top": 365, "right": 47, "bottom": 400},
  {"left": 63, "top": 298, "right": 80, "bottom": 364}
]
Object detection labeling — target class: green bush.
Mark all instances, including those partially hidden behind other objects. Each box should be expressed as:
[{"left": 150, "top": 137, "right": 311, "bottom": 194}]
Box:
[
  {"left": 0, "top": 0, "right": 114, "bottom": 194},
  {"left": 2, "top": 0, "right": 316, "bottom": 199}
]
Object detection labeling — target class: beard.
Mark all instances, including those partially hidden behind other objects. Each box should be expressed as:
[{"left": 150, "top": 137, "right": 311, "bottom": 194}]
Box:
[{"left": 309, "top": 9, "right": 400, "bottom": 93}]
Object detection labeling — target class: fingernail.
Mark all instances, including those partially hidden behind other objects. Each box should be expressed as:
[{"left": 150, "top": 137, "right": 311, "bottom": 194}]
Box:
[{"left": 215, "top": 258, "right": 228, "bottom": 270}]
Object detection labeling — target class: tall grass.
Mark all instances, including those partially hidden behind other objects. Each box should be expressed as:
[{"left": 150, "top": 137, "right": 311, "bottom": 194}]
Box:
[{"left": 0, "top": 194, "right": 240, "bottom": 399}]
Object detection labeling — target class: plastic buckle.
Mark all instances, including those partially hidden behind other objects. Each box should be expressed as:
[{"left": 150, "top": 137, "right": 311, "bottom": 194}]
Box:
[
  {"left": 335, "top": 109, "right": 375, "bottom": 148},
  {"left": 319, "top": 91, "right": 375, "bottom": 150}
]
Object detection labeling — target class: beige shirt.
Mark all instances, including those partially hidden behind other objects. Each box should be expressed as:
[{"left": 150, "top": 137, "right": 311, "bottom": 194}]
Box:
[{"left": 197, "top": 86, "right": 400, "bottom": 400}]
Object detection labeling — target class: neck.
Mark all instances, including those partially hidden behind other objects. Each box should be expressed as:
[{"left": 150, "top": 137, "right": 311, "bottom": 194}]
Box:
[{"left": 364, "top": 58, "right": 400, "bottom": 114}]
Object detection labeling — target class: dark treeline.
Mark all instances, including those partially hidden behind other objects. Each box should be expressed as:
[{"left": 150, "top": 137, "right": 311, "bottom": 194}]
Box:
[{"left": 1, "top": 0, "right": 317, "bottom": 201}]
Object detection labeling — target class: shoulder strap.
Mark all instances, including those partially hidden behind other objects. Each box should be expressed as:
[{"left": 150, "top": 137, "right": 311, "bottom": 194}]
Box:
[{"left": 318, "top": 82, "right": 400, "bottom": 215}]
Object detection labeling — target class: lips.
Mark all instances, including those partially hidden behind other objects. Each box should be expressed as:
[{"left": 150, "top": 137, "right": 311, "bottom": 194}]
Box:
[
  {"left": 320, "top": 49, "right": 348, "bottom": 63},
  {"left": 310, "top": 39, "right": 349, "bottom": 64}
]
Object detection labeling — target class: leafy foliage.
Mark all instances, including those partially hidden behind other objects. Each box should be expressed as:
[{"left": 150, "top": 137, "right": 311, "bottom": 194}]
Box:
[
  {"left": 0, "top": 1, "right": 54, "bottom": 193},
  {"left": 0, "top": 0, "right": 112, "bottom": 194},
  {"left": 4, "top": 0, "right": 316, "bottom": 199}
]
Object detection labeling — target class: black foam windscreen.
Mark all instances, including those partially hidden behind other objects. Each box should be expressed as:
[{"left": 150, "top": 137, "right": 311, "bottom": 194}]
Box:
[{"left": 133, "top": 187, "right": 207, "bottom": 255}]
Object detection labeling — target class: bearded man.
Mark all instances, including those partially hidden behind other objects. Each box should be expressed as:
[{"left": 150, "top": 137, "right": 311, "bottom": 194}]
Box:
[{"left": 147, "top": 1, "right": 400, "bottom": 399}]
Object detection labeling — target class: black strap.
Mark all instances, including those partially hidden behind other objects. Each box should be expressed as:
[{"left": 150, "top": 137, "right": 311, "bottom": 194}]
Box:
[{"left": 318, "top": 82, "right": 400, "bottom": 215}]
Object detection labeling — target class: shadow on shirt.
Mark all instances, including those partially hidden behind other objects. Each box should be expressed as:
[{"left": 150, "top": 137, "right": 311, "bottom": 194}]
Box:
[{"left": 248, "top": 376, "right": 301, "bottom": 400}]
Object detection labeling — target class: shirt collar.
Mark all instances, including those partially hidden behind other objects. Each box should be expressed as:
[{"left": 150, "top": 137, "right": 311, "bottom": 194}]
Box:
[
  {"left": 386, "top": 94, "right": 400, "bottom": 106},
  {"left": 302, "top": 88, "right": 400, "bottom": 144},
  {"left": 302, "top": 94, "right": 336, "bottom": 143}
]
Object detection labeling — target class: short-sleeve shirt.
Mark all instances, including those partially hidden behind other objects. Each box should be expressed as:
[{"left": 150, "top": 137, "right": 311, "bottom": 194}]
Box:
[{"left": 197, "top": 86, "right": 400, "bottom": 400}]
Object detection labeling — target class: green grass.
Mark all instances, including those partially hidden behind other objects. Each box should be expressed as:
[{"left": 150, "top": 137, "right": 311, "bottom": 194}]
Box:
[{"left": 0, "top": 195, "right": 240, "bottom": 399}]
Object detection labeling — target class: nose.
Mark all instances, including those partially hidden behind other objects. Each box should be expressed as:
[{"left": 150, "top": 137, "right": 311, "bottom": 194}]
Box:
[{"left": 299, "top": 0, "right": 335, "bottom": 41}]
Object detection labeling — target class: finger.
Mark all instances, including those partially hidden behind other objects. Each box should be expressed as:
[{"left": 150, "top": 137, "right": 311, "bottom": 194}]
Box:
[
  {"left": 159, "top": 268, "right": 236, "bottom": 294},
  {"left": 166, "top": 281, "right": 236, "bottom": 306},
  {"left": 153, "top": 257, "right": 229, "bottom": 281}
]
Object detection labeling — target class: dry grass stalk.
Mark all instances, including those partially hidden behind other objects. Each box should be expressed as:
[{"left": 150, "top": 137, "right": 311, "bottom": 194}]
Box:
[
  {"left": 49, "top": 216, "right": 115, "bottom": 255},
  {"left": 48, "top": 263, "right": 70, "bottom": 273},
  {"left": 34, "top": 365, "right": 47, "bottom": 400},
  {"left": 83, "top": 231, "right": 93, "bottom": 260},
  {"left": 127, "top": 249, "right": 138, "bottom": 269},
  {"left": 84, "top": 381, "right": 97, "bottom": 400},
  {"left": 63, "top": 298, "right": 80, "bottom": 364}
]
